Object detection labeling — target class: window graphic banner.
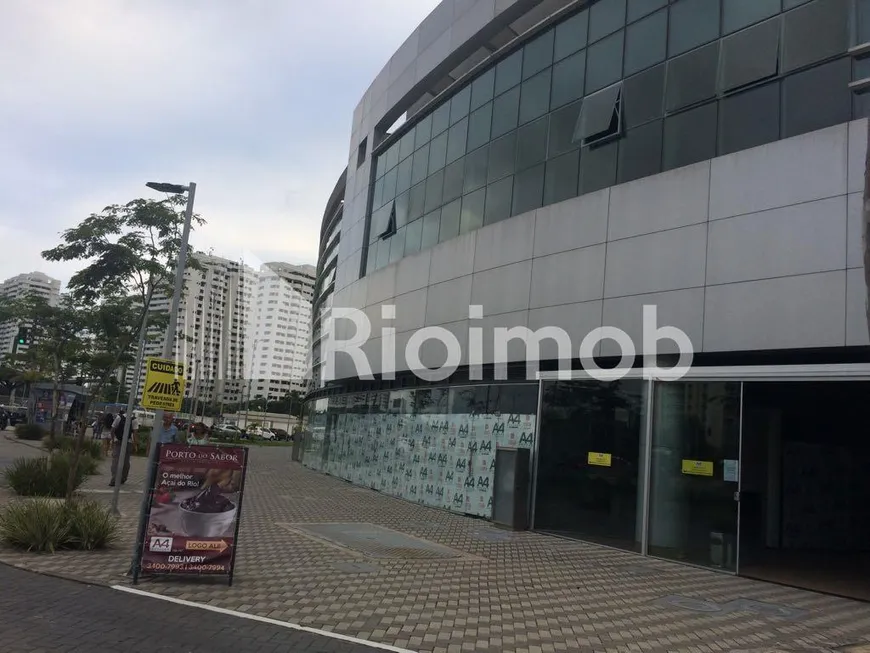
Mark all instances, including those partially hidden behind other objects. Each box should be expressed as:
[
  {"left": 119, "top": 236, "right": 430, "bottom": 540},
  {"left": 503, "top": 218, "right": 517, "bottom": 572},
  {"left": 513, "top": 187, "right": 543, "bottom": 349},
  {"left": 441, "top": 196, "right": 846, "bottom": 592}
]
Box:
[{"left": 139, "top": 444, "right": 248, "bottom": 578}]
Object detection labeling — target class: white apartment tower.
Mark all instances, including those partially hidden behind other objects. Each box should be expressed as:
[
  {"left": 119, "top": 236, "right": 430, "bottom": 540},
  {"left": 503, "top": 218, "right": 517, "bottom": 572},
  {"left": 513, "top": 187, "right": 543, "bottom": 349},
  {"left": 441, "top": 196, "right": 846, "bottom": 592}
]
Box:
[{"left": 0, "top": 271, "right": 61, "bottom": 353}]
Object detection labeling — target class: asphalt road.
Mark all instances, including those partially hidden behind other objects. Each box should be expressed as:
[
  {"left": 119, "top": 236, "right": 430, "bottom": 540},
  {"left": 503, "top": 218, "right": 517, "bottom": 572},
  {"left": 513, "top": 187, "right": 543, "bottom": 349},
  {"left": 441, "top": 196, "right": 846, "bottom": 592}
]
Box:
[{"left": 0, "top": 564, "right": 390, "bottom": 653}]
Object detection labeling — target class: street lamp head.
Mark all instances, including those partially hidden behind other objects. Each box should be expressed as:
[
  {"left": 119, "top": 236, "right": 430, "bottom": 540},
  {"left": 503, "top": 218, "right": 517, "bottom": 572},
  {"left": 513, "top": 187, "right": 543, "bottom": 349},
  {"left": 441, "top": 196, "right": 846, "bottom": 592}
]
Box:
[{"left": 146, "top": 181, "right": 189, "bottom": 194}]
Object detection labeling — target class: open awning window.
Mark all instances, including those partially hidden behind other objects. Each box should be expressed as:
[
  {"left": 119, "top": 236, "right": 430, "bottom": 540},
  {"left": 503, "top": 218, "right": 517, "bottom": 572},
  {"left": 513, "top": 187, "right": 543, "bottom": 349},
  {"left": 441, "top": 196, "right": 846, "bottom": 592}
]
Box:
[
  {"left": 379, "top": 202, "right": 397, "bottom": 240},
  {"left": 720, "top": 16, "right": 781, "bottom": 92},
  {"left": 577, "top": 82, "right": 623, "bottom": 146}
]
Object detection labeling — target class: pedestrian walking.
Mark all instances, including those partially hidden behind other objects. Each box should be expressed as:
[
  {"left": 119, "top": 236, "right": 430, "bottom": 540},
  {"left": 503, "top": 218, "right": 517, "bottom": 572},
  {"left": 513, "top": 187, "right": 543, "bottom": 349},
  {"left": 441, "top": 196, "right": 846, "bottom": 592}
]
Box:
[
  {"left": 101, "top": 411, "right": 115, "bottom": 457},
  {"left": 109, "top": 409, "right": 136, "bottom": 487},
  {"left": 187, "top": 422, "right": 210, "bottom": 445},
  {"left": 156, "top": 412, "right": 178, "bottom": 445}
]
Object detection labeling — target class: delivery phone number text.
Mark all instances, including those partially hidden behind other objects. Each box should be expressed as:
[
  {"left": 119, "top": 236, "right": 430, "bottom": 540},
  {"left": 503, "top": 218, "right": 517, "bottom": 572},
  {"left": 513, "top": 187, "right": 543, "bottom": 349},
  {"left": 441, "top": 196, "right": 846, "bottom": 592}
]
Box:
[{"left": 143, "top": 562, "right": 227, "bottom": 573}]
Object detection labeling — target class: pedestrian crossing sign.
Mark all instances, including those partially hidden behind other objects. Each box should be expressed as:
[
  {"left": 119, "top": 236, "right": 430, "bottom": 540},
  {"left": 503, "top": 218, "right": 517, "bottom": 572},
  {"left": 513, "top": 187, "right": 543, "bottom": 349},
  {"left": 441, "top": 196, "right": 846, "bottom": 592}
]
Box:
[{"left": 141, "top": 357, "right": 186, "bottom": 411}]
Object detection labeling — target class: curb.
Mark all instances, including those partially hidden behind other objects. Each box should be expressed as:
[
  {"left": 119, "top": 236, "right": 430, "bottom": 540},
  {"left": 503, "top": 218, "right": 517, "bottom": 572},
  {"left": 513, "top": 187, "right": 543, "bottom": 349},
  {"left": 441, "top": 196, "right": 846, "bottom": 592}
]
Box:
[
  {"left": 2, "top": 433, "right": 43, "bottom": 451},
  {"left": 0, "top": 556, "right": 124, "bottom": 590}
]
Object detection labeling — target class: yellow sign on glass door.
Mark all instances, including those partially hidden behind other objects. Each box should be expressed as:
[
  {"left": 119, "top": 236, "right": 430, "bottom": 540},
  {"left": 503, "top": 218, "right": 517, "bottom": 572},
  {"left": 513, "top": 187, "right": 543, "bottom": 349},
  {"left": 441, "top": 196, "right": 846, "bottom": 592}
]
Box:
[
  {"left": 681, "top": 459, "right": 714, "bottom": 477},
  {"left": 588, "top": 452, "right": 612, "bottom": 467}
]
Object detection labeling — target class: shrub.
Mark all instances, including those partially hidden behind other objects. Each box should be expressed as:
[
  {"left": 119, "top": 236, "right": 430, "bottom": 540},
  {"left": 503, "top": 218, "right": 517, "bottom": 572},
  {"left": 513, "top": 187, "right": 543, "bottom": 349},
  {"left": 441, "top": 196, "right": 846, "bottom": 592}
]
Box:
[
  {"left": 3, "top": 453, "right": 87, "bottom": 497},
  {"left": 65, "top": 500, "right": 118, "bottom": 550},
  {"left": 43, "top": 436, "right": 103, "bottom": 460},
  {"left": 0, "top": 498, "right": 71, "bottom": 553},
  {"left": 15, "top": 423, "right": 44, "bottom": 441}
]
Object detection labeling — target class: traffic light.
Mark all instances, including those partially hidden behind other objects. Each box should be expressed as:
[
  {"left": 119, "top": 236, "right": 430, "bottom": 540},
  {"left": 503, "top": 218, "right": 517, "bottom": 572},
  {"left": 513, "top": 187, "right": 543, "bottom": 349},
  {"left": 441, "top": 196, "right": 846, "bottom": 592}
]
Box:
[{"left": 16, "top": 327, "right": 29, "bottom": 346}]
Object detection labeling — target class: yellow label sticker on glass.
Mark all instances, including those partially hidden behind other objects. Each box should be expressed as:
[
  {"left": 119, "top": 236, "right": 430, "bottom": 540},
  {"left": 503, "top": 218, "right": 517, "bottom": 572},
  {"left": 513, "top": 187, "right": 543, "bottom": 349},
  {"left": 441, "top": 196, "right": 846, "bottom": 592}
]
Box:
[
  {"left": 681, "top": 459, "right": 714, "bottom": 477},
  {"left": 588, "top": 452, "right": 612, "bottom": 467}
]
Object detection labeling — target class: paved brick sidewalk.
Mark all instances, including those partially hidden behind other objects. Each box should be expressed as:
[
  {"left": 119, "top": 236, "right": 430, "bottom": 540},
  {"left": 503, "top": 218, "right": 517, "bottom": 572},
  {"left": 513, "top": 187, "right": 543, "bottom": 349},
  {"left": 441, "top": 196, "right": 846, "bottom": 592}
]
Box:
[
  {"left": 0, "top": 562, "right": 392, "bottom": 652},
  {"left": 2, "top": 435, "right": 870, "bottom": 652}
]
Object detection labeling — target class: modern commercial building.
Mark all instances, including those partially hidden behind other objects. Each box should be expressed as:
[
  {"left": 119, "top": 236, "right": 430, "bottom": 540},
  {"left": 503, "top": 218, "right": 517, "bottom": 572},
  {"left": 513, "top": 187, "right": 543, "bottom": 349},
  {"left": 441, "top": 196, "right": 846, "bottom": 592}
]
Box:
[
  {"left": 248, "top": 262, "right": 316, "bottom": 401},
  {"left": 303, "top": 0, "right": 870, "bottom": 600},
  {"left": 0, "top": 271, "right": 61, "bottom": 353}
]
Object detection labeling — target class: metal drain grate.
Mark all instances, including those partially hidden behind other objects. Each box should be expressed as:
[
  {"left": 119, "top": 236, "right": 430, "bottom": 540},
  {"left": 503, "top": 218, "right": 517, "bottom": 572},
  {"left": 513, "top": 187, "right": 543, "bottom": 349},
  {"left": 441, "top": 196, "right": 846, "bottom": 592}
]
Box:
[{"left": 287, "top": 522, "right": 468, "bottom": 560}]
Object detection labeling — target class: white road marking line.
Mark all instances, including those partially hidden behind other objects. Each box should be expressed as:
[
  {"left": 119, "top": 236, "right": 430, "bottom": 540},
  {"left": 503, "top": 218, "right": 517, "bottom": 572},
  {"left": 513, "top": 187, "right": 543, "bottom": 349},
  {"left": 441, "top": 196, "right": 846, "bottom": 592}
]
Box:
[{"left": 110, "top": 585, "right": 418, "bottom": 653}]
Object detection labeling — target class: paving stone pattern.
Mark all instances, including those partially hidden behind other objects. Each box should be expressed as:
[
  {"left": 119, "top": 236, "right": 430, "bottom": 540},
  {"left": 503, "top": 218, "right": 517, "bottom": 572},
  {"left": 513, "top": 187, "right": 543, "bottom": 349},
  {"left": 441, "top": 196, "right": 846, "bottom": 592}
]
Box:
[{"left": 2, "top": 435, "right": 870, "bottom": 652}]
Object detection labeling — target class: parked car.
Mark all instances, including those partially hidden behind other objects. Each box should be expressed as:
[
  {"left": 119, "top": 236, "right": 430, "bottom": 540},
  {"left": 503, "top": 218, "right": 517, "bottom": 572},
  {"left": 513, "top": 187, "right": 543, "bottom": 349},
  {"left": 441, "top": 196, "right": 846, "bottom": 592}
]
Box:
[
  {"left": 271, "top": 428, "right": 290, "bottom": 441},
  {"left": 212, "top": 424, "right": 242, "bottom": 440},
  {"left": 258, "top": 428, "right": 277, "bottom": 441}
]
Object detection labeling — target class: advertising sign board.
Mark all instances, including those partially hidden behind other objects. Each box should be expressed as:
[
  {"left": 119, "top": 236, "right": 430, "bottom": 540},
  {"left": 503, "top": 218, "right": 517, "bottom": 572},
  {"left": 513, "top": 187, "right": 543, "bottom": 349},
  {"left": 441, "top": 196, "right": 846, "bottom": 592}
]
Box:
[{"left": 141, "top": 357, "right": 186, "bottom": 412}]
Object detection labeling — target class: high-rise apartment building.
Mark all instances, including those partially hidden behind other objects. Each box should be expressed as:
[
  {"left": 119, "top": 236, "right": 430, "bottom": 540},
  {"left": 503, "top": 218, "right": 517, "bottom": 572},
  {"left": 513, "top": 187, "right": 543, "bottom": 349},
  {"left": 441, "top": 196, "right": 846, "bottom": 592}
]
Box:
[{"left": 0, "top": 271, "right": 61, "bottom": 353}]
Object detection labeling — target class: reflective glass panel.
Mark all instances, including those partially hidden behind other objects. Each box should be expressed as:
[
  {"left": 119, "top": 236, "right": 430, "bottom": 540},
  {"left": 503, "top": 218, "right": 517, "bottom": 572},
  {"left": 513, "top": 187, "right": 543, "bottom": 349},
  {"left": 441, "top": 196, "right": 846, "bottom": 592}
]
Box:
[
  {"left": 623, "top": 63, "right": 665, "bottom": 128},
  {"left": 439, "top": 198, "right": 462, "bottom": 242},
  {"left": 424, "top": 169, "right": 444, "bottom": 214},
  {"left": 663, "top": 102, "right": 718, "bottom": 170},
  {"left": 428, "top": 131, "right": 448, "bottom": 174},
  {"left": 460, "top": 187, "right": 486, "bottom": 234},
  {"left": 467, "top": 102, "right": 493, "bottom": 151},
  {"left": 450, "top": 85, "right": 472, "bottom": 126},
  {"left": 412, "top": 143, "right": 430, "bottom": 185},
  {"left": 668, "top": 0, "right": 721, "bottom": 57},
  {"left": 587, "top": 30, "right": 625, "bottom": 93},
  {"left": 617, "top": 119, "right": 663, "bottom": 183},
  {"left": 432, "top": 102, "right": 451, "bottom": 137},
  {"left": 551, "top": 50, "right": 586, "bottom": 109},
  {"left": 512, "top": 163, "right": 545, "bottom": 215},
  {"left": 471, "top": 68, "right": 496, "bottom": 111},
  {"left": 554, "top": 9, "right": 589, "bottom": 61},
  {"left": 544, "top": 149, "right": 580, "bottom": 205},
  {"left": 492, "top": 85, "right": 521, "bottom": 138},
  {"left": 516, "top": 116, "right": 549, "bottom": 171},
  {"left": 488, "top": 131, "right": 517, "bottom": 183},
  {"left": 464, "top": 145, "right": 489, "bottom": 193},
  {"left": 519, "top": 68, "right": 552, "bottom": 125},
  {"left": 782, "top": 57, "right": 851, "bottom": 138},
  {"left": 409, "top": 181, "right": 426, "bottom": 221},
  {"left": 548, "top": 99, "right": 584, "bottom": 157},
  {"left": 495, "top": 49, "right": 523, "bottom": 95},
  {"left": 624, "top": 8, "right": 667, "bottom": 76},
  {"left": 442, "top": 157, "right": 465, "bottom": 204},
  {"left": 446, "top": 117, "right": 468, "bottom": 165},
  {"left": 579, "top": 141, "right": 618, "bottom": 194},
  {"left": 421, "top": 209, "right": 441, "bottom": 250},
  {"left": 415, "top": 113, "right": 432, "bottom": 149},
  {"left": 484, "top": 176, "right": 514, "bottom": 225},
  {"left": 718, "top": 81, "right": 781, "bottom": 155},
  {"left": 523, "top": 29, "right": 555, "bottom": 79},
  {"left": 665, "top": 42, "right": 720, "bottom": 112},
  {"left": 720, "top": 17, "right": 780, "bottom": 92},
  {"left": 782, "top": 0, "right": 849, "bottom": 72},
  {"left": 723, "top": 0, "right": 781, "bottom": 34},
  {"left": 589, "top": 0, "right": 626, "bottom": 43}
]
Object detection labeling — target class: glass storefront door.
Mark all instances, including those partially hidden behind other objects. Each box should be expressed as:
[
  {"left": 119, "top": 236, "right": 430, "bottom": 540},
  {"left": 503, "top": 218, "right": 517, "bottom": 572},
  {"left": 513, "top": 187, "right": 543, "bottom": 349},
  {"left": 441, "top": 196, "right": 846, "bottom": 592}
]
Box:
[{"left": 647, "top": 381, "right": 742, "bottom": 571}]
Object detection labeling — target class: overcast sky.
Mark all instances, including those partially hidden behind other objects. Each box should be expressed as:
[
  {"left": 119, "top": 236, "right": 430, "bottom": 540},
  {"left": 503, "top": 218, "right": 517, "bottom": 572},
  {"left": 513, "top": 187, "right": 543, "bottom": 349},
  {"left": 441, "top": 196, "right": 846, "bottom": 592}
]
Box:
[{"left": 0, "top": 0, "right": 440, "bottom": 286}]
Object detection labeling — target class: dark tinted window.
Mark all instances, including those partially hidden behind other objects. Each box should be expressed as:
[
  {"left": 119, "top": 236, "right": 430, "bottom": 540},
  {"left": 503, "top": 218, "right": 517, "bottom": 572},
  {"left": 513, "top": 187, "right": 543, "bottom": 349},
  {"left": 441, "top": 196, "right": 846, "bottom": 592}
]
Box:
[
  {"left": 376, "top": 236, "right": 391, "bottom": 269},
  {"left": 399, "top": 131, "right": 415, "bottom": 161},
  {"left": 579, "top": 141, "right": 618, "bottom": 194},
  {"left": 428, "top": 131, "right": 448, "bottom": 173},
  {"left": 719, "top": 81, "right": 781, "bottom": 155},
  {"left": 488, "top": 131, "right": 517, "bottom": 182},
  {"left": 467, "top": 103, "right": 493, "bottom": 151},
  {"left": 663, "top": 102, "right": 718, "bottom": 170},
  {"left": 580, "top": 83, "right": 622, "bottom": 143},
  {"left": 624, "top": 9, "right": 667, "bottom": 76},
  {"left": 782, "top": 0, "right": 849, "bottom": 72},
  {"left": 587, "top": 31, "right": 625, "bottom": 93},
  {"left": 519, "top": 68, "right": 552, "bottom": 125},
  {"left": 443, "top": 157, "right": 465, "bottom": 204},
  {"left": 431, "top": 103, "right": 451, "bottom": 137},
  {"left": 464, "top": 146, "right": 489, "bottom": 193},
  {"left": 421, "top": 210, "right": 441, "bottom": 250},
  {"left": 411, "top": 143, "right": 430, "bottom": 185},
  {"left": 859, "top": 0, "right": 870, "bottom": 43},
  {"left": 492, "top": 85, "right": 521, "bottom": 138},
  {"left": 446, "top": 118, "right": 468, "bottom": 165},
  {"left": 409, "top": 181, "right": 426, "bottom": 221},
  {"left": 485, "top": 176, "right": 514, "bottom": 225},
  {"left": 589, "top": 0, "right": 626, "bottom": 43},
  {"left": 382, "top": 167, "right": 397, "bottom": 205},
  {"left": 471, "top": 68, "right": 495, "bottom": 111},
  {"left": 720, "top": 17, "right": 780, "bottom": 92},
  {"left": 544, "top": 150, "right": 580, "bottom": 205},
  {"left": 516, "top": 116, "right": 549, "bottom": 171},
  {"left": 495, "top": 49, "right": 523, "bottom": 95},
  {"left": 549, "top": 100, "right": 584, "bottom": 158},
  {"left": 618, "top": 120, "right": 663, "bottom": 183},
  {"left": 372, "top": 177, "right": 384, "bottom": 209},
  {"left": 513, "top": 164, "right": 546, "bottom": 215},
  {"left": 404, "top": 218, "right": 423, "bottom": 256},
  {"left": 389, "top": 227, "right": 405, "bottom": 263},
  {"left": 376, "top": 153, "right": 387, "bottom": 180},
  {"left": 396, "top": 157, "right": 413, "bottom": 195},
  {"left": 439, "top": 199, "right": 462, "bottom": 243},
  {"left": 551, "top": 50, "right": 586, "bottom": 109},
  {"left": 371, "top": 204, "right": 390, "bottom": 238},
  {"left": 555, "top": 9, "right": 589, "bottom": 61},
  {"left": 623, "top": 63, "right": 665, "bottom": 128},
  {"left": 394, "top": 191, "right": 410, "bottom": 228},
  {"left": 384, "top": 143, "right": 399, "bottom": 171},
  {"left": 782, "top": 57, "right": 851, "bottom": 137},
  {"left": 669, "top": 0, "right": 721, "bottom": 56},
  {"left": 666, "top": 42, "right": 720, "bottom": 112},
  {"left": 424, "top": 169, "right": 444, "bottom": 213},
  {"left": 723, "top": 0, "right": 781, "bottom": 34},
  {"left": 628, "top": 0, "right": 667, "bottom": 23},
  {"left": 415, "top": 113, "right": 432, "bottom": 149},
  {"left": 450, "top": 86, "right": 471, "bottom": 126},
  {"left": 524, "top": 30, "right": 555, "bottom": 79},
  {"left": 460, "top": 188, "right": 486, "bottom": 234}
]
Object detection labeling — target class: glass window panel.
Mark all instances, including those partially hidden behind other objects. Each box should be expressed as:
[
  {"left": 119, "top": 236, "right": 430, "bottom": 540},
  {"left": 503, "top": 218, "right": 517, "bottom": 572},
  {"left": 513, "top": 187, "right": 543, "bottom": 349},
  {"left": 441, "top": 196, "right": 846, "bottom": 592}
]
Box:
[
  {"left": 404, "top": 218, "right": 423, "bottom": 255},
  {"left": 488, "top": 131, "right": 517, "bottom": 183},
  {"left": 385, "top": 143, "right": 399, "bottom": 171},
  {"left": 376, "top": 235, "right": 391, "bottom": 268},
  {"left": 665, "top": 41, "right": 720, "bottom": 112},
  {"left": 394, "top": 191, "right": 410, "bottom": 228},
  {"left": 428, "top": 131, "right": 448, "bottom": 173},
  {"left": 519, "top": 68, "right": 552, "bottom": 125},
  {"left": 720, "top": 17, "right": 780, "bottom": 92},
  {"left": 446, "top": 117, "right": 468, "bottom": 165},
  {"left": 439, "top": 198, "right": 462, "bottom": 242},
  {"left": 389, "top": 226, "right": 405, "bottom": 263},
  {"left": 415, "top": 113, "right": 433, "bottom": 149},
  {"left": 512, "top": 164, "right": 545, "bottom": 215},
  {"left": 523, "top": 29, "right": 555, "bottom": 80},
  {"left": 412, "top": 143, "right": 430, "bottom": 185},
  {"left": 492, "top": 85, "right": 521, "bottom": 138},
  {"left": 589, "top": 0, "right": 626, "bottom": 43},
  {"left": 409, "top": 181, "right": 426, "bottom": 221},
  {"left": 623, "top": 63, "right": 665, "bottom": 128},
  {"left": 856, "top": 89, "right": 870, "bottom": 120},
  {"left": 450, "top": 85, "right": 472, "bottom": 125},
  {"left": 548, "top": 99, "right": 584, "bottom": 157},
  {"left": 471, "top": 68, "right": 495, "bottom": 110},
  {"left": 396, "top": 156, "right": 413, "bottom": 195},
  {"left": 464, "top": 145, "right": 489, "bottom": 193},
  {"left": 370, "top": 204, "right": 390, "bottom": 240},
  {"left": 424, "top": 169, "right": 445, "bottom": 213},
  {"left": 782, "top": 0, "right": 849, "bottom": 72},
  {"left": 784, "top": 0, "right": 810, "bottom": 6},
  {"left": 579, "top": 141, "right": 618, "bottom": 194},
  {"left": 421, "top": 209, "right": 441, "bottom": 250},
  {"left": 544, "top": 149, "right": 581, "bottom": 204},
  {"left": 365, "top": 246, "right": 376, "bottom": 274},
  {"left": 555, "top": 9, "right": 589, "bottom": 62},
  {"left": 484, "top": 176, "right": 514, "bottom": 225},
  {"left": 617, "top": 120, "right": 663, "bottom": 183},
  {"left": 399, "top": 131, "right": 415, "bottom": 161},
  {"left": 431, "top": 102, "right": 451, "bottom": 137},
  {"left": 376, "top": 154, "right": 387, "bottom": 179},
  {"left": 516, "top": 116, "right": 549, "bottom": 171},
  {"left": 551, "top": 50, "right": 586, "bottom": 109},
  {"left": 624, "top": 9, "right": 667, "bottom": 76},
  {"left": 372, "top": 177, "right": 384, "bottom": 209},
  {"left": 443, "top": 157, "right": 465, "bottom": 204},
  {"left": 668, "top": 0, "right": 721, "bottom": 57},
  {"left": 782, "top": 57, "right": 851, "bottom": 138},
  {"left": 495, "top": 49, "right": 523, "bottom": 96},
  {"left": 467, "top": 102, "right": 493, "bottom": 151},
  {"left": 663, "top": 102, "right": 718, "bottom": 170},
  {"left": 719, "top": 81, "right": 780, "bottom": 155},
  {"left": 723, "top": 0, "right": 780, "bottom": 35},
  {"left": 587, "top": 31, "right": 625, "bottom": 93},
  {"left": 628, "top": 0, "right": 667, "bottom": 23},
  {"left": 859, "top": 0, "right": 870, "bottom": 44},
  {"left": 460, "top": 188, "right": 486, "bottom": 234},
  {"left": 382, "top": 166, "right": 398, "bottom": 205},
  {"left": 580, "top": 83, "right": 622, "bottom": 141}
]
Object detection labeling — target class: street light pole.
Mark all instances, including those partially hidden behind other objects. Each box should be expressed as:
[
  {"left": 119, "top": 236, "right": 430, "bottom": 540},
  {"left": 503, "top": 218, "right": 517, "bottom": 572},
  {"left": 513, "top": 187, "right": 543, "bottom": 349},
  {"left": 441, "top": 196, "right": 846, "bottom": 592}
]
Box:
[{"left": 130, "top": 181, "right": 196, "bottom": 580}]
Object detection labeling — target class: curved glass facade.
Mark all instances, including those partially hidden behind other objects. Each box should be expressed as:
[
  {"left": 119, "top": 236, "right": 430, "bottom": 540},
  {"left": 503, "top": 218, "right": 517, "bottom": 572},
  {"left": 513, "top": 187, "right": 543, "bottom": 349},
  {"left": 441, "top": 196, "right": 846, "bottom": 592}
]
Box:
[{"left": 365, "top": 0, "right": 860, "bottom": 274}]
